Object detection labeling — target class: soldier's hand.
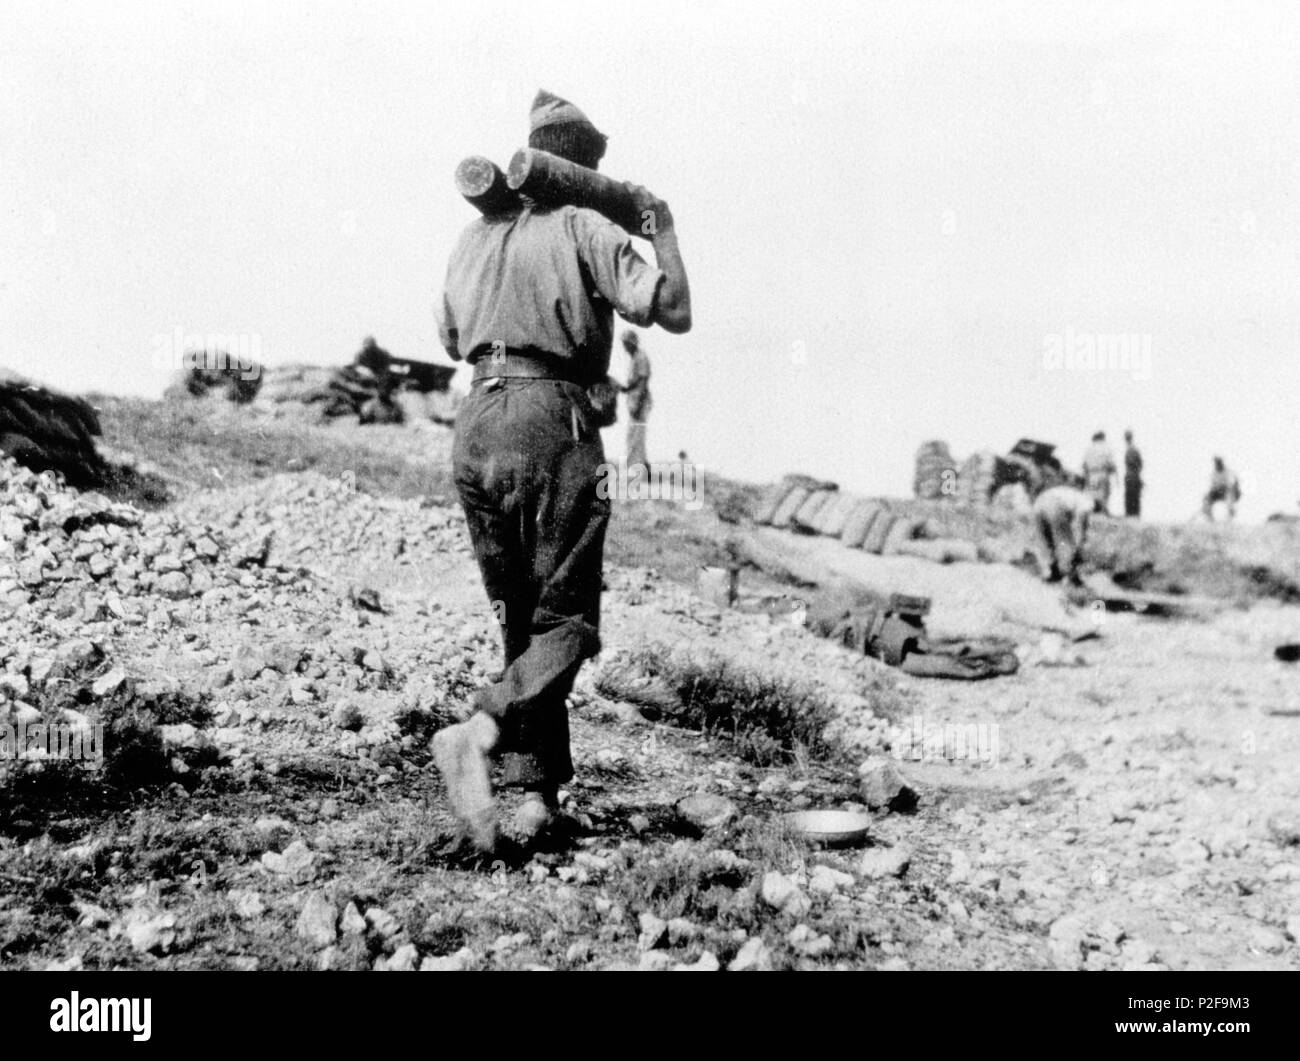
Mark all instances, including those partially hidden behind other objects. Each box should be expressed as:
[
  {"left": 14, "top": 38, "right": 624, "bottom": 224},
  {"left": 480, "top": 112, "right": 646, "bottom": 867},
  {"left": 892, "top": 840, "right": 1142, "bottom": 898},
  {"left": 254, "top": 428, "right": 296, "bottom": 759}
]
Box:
[{"left": 624, "top": 182, "right": 674, "bottom": 234}]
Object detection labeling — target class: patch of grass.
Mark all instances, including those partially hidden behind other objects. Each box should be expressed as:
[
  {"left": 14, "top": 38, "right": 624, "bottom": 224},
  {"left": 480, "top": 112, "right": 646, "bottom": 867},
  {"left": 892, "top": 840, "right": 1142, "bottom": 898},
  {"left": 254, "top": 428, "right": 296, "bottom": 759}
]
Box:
[
  {"left": 608, "top": 843, "right": 757, "bottom": 926},
  {"left": 597, "top": 646, "right": 840, "bottom": 767},
  {"left": 581, "top": 758, "right": 644, "bottom": 784},
  {"left": 0, "top": 677, "right": 216, "bottom": 840},
  {"left": 734, "top": 815, "right": 805, "bottom": 871}
]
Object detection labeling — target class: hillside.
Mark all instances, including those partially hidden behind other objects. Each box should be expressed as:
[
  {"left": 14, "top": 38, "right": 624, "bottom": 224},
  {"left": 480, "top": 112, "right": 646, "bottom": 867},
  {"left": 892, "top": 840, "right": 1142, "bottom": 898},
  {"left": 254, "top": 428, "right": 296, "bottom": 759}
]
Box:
[{"left": 2, "top": 395, "right": 1299, "bottom": 971}]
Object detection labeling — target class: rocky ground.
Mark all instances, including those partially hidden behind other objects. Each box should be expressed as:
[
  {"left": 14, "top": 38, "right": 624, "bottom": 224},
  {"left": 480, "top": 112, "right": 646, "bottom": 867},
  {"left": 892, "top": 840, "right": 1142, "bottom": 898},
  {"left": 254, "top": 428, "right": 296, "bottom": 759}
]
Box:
[{"left": 2, "top": 403, "right": 1299, "bottom": 971}]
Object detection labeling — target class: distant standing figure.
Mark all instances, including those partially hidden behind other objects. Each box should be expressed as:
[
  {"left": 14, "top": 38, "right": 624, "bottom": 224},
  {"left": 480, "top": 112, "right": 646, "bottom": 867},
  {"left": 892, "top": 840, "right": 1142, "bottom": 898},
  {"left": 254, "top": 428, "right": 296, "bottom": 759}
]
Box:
[
  {"left": 1203, "top": 456, "right": 1241, "bottom": 521},
  {"left": 1033, "top": 483, "right": 1102, "bottom": 586},
  {"left": 621, "top": 330, "right": 652, "bottom": 472},
  {"left": 1082, "top": 431, "right": 1117, "bottom": 514},
  {"left": 1123, "top": 429, "right": 1143, "bottom": 518},
  {"left": 356, "top": 336, "right": 404, "bottom": 424}
]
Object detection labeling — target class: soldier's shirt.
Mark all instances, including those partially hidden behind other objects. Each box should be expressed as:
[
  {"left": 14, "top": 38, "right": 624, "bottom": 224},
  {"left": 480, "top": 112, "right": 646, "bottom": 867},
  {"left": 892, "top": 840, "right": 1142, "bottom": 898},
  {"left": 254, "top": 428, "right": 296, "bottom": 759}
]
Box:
[
  {"left": 1082, "top": 442, "right": 1116, "bottom": 476},
  {"left": 1125, "top": 445, "right": 1143, "bottom": 482},
  {"left": 438, "top": 204, "right": 664, "bottom": 379},
  {"left": 1208, "top": 469, "right": 1240, "bottom": 498}
]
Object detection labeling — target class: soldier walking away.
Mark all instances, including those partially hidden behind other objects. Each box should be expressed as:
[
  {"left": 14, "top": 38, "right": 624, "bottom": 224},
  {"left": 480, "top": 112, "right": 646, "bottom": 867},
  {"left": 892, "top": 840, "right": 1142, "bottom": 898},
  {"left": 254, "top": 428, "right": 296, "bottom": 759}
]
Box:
[
  {"left": 1033, "top": 481, "right": 1103, "bottom": 586},
  {"left": 1123, "top": 429, "right": 1143, "bottom": 518},
  {"left": 1203, "top": 456, "right": 1241, "bottom": 521},
  {"left": 432, "top": 90, "right": 692, "bottom": 852},
  {"left": 620, "top": 330, "right": 652, "bottom": 473},
  {"left": 1082, "top": 430, "right": 1117, "bottom": 514}
]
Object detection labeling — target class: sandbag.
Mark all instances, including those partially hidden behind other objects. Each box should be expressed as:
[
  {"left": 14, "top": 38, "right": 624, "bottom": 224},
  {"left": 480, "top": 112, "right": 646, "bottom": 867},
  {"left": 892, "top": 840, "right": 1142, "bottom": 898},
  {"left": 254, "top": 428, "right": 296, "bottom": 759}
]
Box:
[
  {"left": 914, "top": 440, "right": 958, "bottom": 501},
  {"left": 882, "top": 516, "right": 919, "bottom": 555},
  {"left": 813, "top": 492, "right": 857, "bottom": 537},
  {"left": 791, "top": 490, "right": 834, "bottom": 532},
  {"left": 841, "top": 501, "right": 883, "bottom": 548},
  {"left": 958, "top": 451, "right": 999, "bottom": 506},
  {"left": 770, "top": 486, "right": 810, "bottom": 529},
  {"left": 861, "top": 512, "right": 897, "bottom": 554},
  {"left": 753, "top": 481, "right": 795, "bottom": 525}
]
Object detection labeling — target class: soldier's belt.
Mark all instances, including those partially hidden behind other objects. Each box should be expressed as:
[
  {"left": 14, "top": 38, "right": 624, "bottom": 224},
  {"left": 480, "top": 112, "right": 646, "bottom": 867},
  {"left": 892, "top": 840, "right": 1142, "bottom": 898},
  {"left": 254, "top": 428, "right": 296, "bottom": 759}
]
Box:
[{"left": 470, "top": 351, "right": 586, "bottom": 385}]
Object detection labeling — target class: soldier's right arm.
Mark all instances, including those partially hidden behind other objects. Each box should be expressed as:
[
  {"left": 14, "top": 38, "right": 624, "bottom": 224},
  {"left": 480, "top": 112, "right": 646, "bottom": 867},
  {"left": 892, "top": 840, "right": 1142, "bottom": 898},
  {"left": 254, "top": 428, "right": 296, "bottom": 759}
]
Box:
[{"left": 626, "top": 185, "right": 692, "bottom": 334}]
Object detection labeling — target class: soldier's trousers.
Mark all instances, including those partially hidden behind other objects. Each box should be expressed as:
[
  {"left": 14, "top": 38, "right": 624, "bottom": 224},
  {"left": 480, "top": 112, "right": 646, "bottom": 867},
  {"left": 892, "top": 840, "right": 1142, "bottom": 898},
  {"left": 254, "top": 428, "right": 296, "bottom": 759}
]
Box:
[
  {"left": 451, "top": 378, "right": 609, "bottom": 791},
  {"left": 1086, "top": 475, "right": 1111, "bottom": 515},
  {"left": 626, "top": 393, "right": 651, "bottom": 472},
  {"left": 1035, "top": 510, "right": 1082, "bottom": 581},
  {"left": 1124, "top": 480, "right": 1142, "bottom": 518},
  {"left": 626, "top": 419, "right": 649, "bottom": 472}
]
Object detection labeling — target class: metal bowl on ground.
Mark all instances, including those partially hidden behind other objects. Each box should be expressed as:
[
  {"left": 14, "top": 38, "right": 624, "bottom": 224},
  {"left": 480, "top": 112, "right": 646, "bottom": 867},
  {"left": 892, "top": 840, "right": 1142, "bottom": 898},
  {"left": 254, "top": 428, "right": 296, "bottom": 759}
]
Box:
[{"left": 785, "top": 809, "right": 872, "bottom": 847}]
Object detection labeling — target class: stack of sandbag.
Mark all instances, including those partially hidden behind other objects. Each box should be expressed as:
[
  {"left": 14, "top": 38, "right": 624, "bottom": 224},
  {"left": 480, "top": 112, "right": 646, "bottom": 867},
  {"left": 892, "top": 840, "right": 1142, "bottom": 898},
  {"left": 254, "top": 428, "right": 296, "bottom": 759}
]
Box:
[
  {"left": 957, "top": 451, "right": 1000, "bottom": 506},
  {"left": 809, "top": 492, "right": 858, "bottom": 537},
  {"left": 913, "top": 440, "right": 957, "bottom": 500},
  {"left": 881, "top": 516, "right": 920, "bottom": 555},
  {"left": 0, "top": 377, "right": 106, "bottom": 487},
  {"left": 753, "top": 474, "right": 839, "bottom": 528},
  {"left": 840, "top": 499, "right": 887, "bottom": 548},
  {"left": 751, "top": 474, "right": 989, "bottom": 565},
  {"left": 257, "top": 363, "right": 337, "bottom": 405},
  {"left": 790, "top": 488, "right": 836, "bottom": 533},
  {"left": 253, "top": 344, "right": 461, "bottom": 425}
]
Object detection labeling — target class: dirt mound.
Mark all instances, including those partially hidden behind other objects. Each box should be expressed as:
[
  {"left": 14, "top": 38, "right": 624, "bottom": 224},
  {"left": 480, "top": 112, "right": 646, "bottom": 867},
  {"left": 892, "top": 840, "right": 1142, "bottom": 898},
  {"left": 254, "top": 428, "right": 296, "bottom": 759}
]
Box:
[
  {"left": 0, "top": 379, "right": 106, "bottom": 487},
  {"left": 0, "top": 454, "right": 279, "bottom": 619},
  {"left": 172, "top": 471, "right": 472, "bottom": 580}
]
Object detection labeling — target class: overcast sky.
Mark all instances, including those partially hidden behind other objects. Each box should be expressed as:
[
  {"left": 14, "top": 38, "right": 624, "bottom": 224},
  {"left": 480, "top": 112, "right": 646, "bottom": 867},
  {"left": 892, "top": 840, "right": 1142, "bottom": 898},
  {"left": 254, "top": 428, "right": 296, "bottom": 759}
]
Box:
[{"left": 2, "top": 0, "right": 1297, "bottom": 520}]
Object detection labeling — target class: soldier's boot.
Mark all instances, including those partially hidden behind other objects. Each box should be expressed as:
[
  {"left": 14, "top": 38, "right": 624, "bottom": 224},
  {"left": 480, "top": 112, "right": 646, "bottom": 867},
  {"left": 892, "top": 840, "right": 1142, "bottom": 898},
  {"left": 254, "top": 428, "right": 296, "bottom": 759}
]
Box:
[
  {"left": 432, "top": 712, "right": 499, "bottom": 853},
  {"left": 513, "top": 789, "right": 559, "bottom": 840}
]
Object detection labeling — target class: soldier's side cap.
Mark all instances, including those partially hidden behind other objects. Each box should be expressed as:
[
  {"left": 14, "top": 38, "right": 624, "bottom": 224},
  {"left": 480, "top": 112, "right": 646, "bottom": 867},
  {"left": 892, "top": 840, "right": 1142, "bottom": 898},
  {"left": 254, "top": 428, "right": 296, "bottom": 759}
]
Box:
[{"left": 530, "top": 89, "right": 604, "bottom": 135}]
